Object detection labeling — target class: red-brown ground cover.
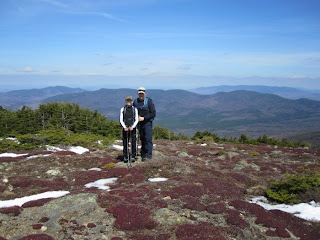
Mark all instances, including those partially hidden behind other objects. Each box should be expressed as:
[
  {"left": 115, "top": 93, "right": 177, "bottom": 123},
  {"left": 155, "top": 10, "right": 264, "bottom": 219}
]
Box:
[
  {"left": 107, "top": 204, "right": 157, "bottom": 230},
  {"left": 0, "top": 206, "right": 23, "bottom": 216}
]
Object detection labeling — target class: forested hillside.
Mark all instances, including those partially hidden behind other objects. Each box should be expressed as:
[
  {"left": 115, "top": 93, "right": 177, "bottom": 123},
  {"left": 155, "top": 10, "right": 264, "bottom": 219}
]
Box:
[
  {"left": 0, "top": 103, "right": 121, "bottom": 151},
  {"left": 0, "top": 102, "right": 119, "bottom": 136}
]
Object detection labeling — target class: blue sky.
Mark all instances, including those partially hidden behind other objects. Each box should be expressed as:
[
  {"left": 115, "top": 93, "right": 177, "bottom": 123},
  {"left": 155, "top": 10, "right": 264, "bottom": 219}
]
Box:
[{"left": 0, "top": 0, "right": 319, "bottom": 90}]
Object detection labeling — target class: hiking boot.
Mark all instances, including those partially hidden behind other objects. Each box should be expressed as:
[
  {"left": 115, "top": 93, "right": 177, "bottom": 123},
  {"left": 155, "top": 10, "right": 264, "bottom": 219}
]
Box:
[{"left": 123, "top": 158, "right": 128, "bottom": 163}]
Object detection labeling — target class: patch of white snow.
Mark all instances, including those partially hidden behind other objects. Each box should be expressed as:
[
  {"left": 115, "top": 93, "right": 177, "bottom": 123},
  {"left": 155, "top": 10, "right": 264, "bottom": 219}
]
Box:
[
  {"left": 112, "top": 144, "right": 123, "bottom": 151},
  {"left": 6, "top": 137, "right": 20, "bottom": 144},
  {"left": 148, "top": 178, "right": 168, "bottom": 182},
  {"left": 251, "top": 196, "right": 320, "bottom": 222},
  {"left": 0, "top": 153, "right": 28, "bottom": 158},
  {"left": 88, "top": 168, "right": 102, "bottom": 171},
  {"left": 84, "top": 178, "right": 118, "bottom": 191},
  {"left": 46, "top": 145, "right": 64, "bottom": 152},
  {"left": 27, "top": 154, "right": 51, "bottom": 159},
  {"left": 68, "top": 146, "right": 89, "bottom": 154},
  {"left": 0, "top": 191, "right": 70, "bottom": 208}
]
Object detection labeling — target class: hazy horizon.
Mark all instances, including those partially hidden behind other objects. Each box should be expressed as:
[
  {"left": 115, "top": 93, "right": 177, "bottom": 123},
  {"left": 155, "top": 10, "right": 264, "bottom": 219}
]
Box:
[{"left": 1, "top": 79, "right": 320, "bottom": 93}]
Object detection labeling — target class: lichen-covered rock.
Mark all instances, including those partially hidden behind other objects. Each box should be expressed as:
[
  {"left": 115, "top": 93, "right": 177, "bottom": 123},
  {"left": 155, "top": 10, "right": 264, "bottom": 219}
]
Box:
[
  {"left": 0, "top": 193, "right": 115, "bottom": 239},
  {"left": 175, "top": 223, "right": 226, "bottom": 240},
  {"left": 153, "top": 208, "right": 192, "bottom": 225}
]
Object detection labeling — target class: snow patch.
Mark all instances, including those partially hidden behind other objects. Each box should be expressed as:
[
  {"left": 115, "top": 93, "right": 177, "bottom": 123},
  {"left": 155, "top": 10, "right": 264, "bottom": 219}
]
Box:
[
  {"left": 84, "top": 178, "right": 118, "bottom": 190},
  {"left": 112, "top": 144, "right": 123, "bottom": 151},
  {"left": 27, "top": 154, "right": 51, "bottom": 159},
  {"left": 5, "top": 137, "right": 20, "bottom": 144},
  {"left": 46, "top": 145, "right": 64, "bottom": 152},
  {"left": 0, "top": 153, "right": 28, "bottom": 158},
  {"left": 251, "top": 196, "right": 320, "bottom": 222},
  {"left": 200, "top": 143, "right": 207, "bottom": 146},
  {"left": 69, "top": 146, "right": 89, "bottom": 154},
  {"left": 88, "top": 168, "right": 102, "bottom": 171},
  {"left": 46, "top": 145, "right": 89, "bottom": 154},
  {"left": 148, "top": 178, "right": 168, "bottom": 182},
  {"left": 0, "top": 191, "right": 70, "bottom": 208}
]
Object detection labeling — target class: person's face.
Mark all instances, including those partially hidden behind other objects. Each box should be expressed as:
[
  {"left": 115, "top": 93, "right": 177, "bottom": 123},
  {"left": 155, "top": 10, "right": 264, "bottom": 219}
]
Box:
[
  {"left": 138, "top": 92, "right": 145, "bottom": 100},
  {"left": 126, "top": 100, "right": 133, "bottom": 106}
]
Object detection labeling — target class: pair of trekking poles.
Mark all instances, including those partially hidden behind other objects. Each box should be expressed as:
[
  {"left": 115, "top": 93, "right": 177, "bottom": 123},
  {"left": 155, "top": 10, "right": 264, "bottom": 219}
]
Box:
[{"left": 125, "top": 128, "right": 139, "bottom": 168}]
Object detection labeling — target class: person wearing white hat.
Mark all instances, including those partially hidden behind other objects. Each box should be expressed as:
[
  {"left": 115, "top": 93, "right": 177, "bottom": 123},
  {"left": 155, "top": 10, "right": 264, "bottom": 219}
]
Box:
[{"left": 133, "top": 87, "right": 156, "bottom": 160}]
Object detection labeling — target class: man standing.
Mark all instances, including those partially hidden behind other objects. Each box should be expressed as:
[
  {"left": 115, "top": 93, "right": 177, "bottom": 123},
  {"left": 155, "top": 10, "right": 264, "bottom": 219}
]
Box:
[{"left": 133, "top": 87, "right": 156, "bottom": 160}]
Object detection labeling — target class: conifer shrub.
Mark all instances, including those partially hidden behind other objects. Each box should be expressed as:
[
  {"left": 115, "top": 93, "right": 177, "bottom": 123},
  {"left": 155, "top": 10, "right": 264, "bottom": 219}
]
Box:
[
  {"left": 0, "top": 139, "right": 20, "bottom": 152},
  {"left": 101, "top": 162, "right": 116, "bottom": 169},
  {"left": 266, "top": 168, "right": 320, "bottom": 203},
  {"left": 192, "top": 131, "right": 221, "bottom": 142},
  {"left": 153, "top": 125, "right": 189, "bottom": 140},
  {"left": 249, "top": 151, "right": 260, "bottom": 156},
  {"left": 0, "top": 138, "right": 37, "bottom": 152},
  {"left": 191, "top": 131, "right": 310, "bottom": 148}
]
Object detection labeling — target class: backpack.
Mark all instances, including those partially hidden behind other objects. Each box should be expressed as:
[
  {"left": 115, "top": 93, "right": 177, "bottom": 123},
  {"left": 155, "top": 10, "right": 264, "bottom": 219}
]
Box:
[{"left": 123, "top": 105, "right": 136, "bottom": 127}]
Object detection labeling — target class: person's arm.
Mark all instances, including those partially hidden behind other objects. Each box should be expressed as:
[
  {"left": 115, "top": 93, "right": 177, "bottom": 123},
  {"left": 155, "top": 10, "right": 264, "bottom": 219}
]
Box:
[
  {"left": 119, "top": 107, "right": 127, "bottom": 129},
  {"left": 132, "top": 107, "right": 139, "bottom": 128},
  {"left": 143, "top": 98, "right": 156, "bottom": 121}
]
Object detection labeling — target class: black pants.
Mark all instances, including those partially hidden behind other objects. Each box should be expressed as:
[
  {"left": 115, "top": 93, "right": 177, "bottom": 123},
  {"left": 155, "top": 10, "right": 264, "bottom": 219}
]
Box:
[
  {"left": 139, "top": 121, "right": 153, "bottom": 159},
  {"left": 122, "top": 128, "right": 137, "bottom": 159}
]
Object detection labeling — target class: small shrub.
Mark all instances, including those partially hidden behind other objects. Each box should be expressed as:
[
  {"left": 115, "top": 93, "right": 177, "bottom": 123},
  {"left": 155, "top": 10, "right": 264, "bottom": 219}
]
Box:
[
  {"left": 266, "top": 168, "right": 320, "bottom": 203},
  {"left": 101, "top": 162, "right": 116, "bottom": 169},
  {"left": 218, "top": 149, "right": 226, "bottom": 155},
  {"left": 192, "top": 131, "right": 221, "bottom": 143},
  {"left": 249, "top": 151, "right": 260, "bottom": 156}
]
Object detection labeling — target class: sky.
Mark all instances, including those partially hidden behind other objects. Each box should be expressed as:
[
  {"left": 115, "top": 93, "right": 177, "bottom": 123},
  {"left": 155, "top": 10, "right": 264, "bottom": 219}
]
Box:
[{"left": 0, "top": 0, "right": 319, "bottom": 90}]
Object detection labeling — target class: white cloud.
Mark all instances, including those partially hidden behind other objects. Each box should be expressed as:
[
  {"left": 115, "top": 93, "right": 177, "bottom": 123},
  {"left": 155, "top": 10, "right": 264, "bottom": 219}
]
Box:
[
  {"left": 40, "top": 0, "right": 68, "bottom": 8},
  {"left": 20, "top": 66, "right": 34, "bottom": 72},
  {"left": 73, "top": 11, "right": 124, "bottom": 22}
]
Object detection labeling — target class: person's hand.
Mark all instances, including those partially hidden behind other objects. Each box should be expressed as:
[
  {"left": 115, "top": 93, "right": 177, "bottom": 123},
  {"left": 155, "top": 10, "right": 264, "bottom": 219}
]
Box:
[
  {"left": 124, "top": 128, "right": 129, "bottom": 131},
  {"left": 139, "top": 116, "right": 144, "bottom": 121},
  {"left": 129, "top": 127, "right": 134, "bottom": 131}
]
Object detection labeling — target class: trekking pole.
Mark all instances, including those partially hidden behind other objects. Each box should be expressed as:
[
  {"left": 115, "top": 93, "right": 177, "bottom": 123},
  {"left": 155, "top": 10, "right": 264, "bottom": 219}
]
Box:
[
  {"left": 135, "top": 128, "right": 138, "bottom": 160},
  {"left": 127, "top": 130, "right": 132, "bottom": 168},
  {"left": 137, "top": 123, "right": 141, "bottom": 157},
  {"left": 129, "top": 130, "right": 132, "bottom": 168},
  {"left": 126, "top": 130, "right": 129, "bottom": 167}
]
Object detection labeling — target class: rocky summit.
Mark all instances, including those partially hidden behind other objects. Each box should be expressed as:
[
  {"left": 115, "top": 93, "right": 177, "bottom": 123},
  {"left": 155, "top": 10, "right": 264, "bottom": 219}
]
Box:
[{"left": 0, "top": 140, "right": 320, "bottom": 240}]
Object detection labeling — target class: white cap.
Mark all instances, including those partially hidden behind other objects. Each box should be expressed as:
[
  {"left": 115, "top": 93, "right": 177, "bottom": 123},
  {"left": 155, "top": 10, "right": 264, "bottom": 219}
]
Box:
[{"left": 138, "top": 87, "right": 146, "bottom": 94}]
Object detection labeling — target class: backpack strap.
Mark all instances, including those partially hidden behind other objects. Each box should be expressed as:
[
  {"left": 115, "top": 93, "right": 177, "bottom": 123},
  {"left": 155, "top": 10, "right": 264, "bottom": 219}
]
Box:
[
  {"left": 134, "top": 97, "right": 149, "bottom": 110},
  {"left": 123, "top": 105, "right": 127, "bottom": 116},
  {"left": 143, "top": 97, "right": 149, "bottom": 109}
]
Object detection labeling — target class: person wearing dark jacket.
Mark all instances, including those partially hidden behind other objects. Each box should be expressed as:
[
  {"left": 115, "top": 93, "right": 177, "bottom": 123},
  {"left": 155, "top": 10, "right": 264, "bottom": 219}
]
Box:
[
  {"left": 133, "top": 87, "right": 156, "bottom": 160},
  {"left": 120, "top": 95, "right": 139, "bottom": 162}
]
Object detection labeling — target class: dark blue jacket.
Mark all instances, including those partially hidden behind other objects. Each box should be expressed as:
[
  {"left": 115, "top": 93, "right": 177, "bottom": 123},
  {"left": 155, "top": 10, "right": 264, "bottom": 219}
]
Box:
[{"left": 133, "top": 97, "right": 156, "bottom": 122}]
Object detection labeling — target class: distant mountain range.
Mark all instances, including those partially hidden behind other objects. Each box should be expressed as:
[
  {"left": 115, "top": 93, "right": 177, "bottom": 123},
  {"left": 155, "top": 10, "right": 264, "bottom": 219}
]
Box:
[
  {"left": 42, "top": 88, "right": 320, "bottom": 139},
  {"left": 1, "top": 86, "right": 320, "bottom": 142},
  {"left": 0, "top": 86, "right": 85, "bottom": 109},
  {"left": 191, "top": 85, "right": 320, "bottom": 101}
]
